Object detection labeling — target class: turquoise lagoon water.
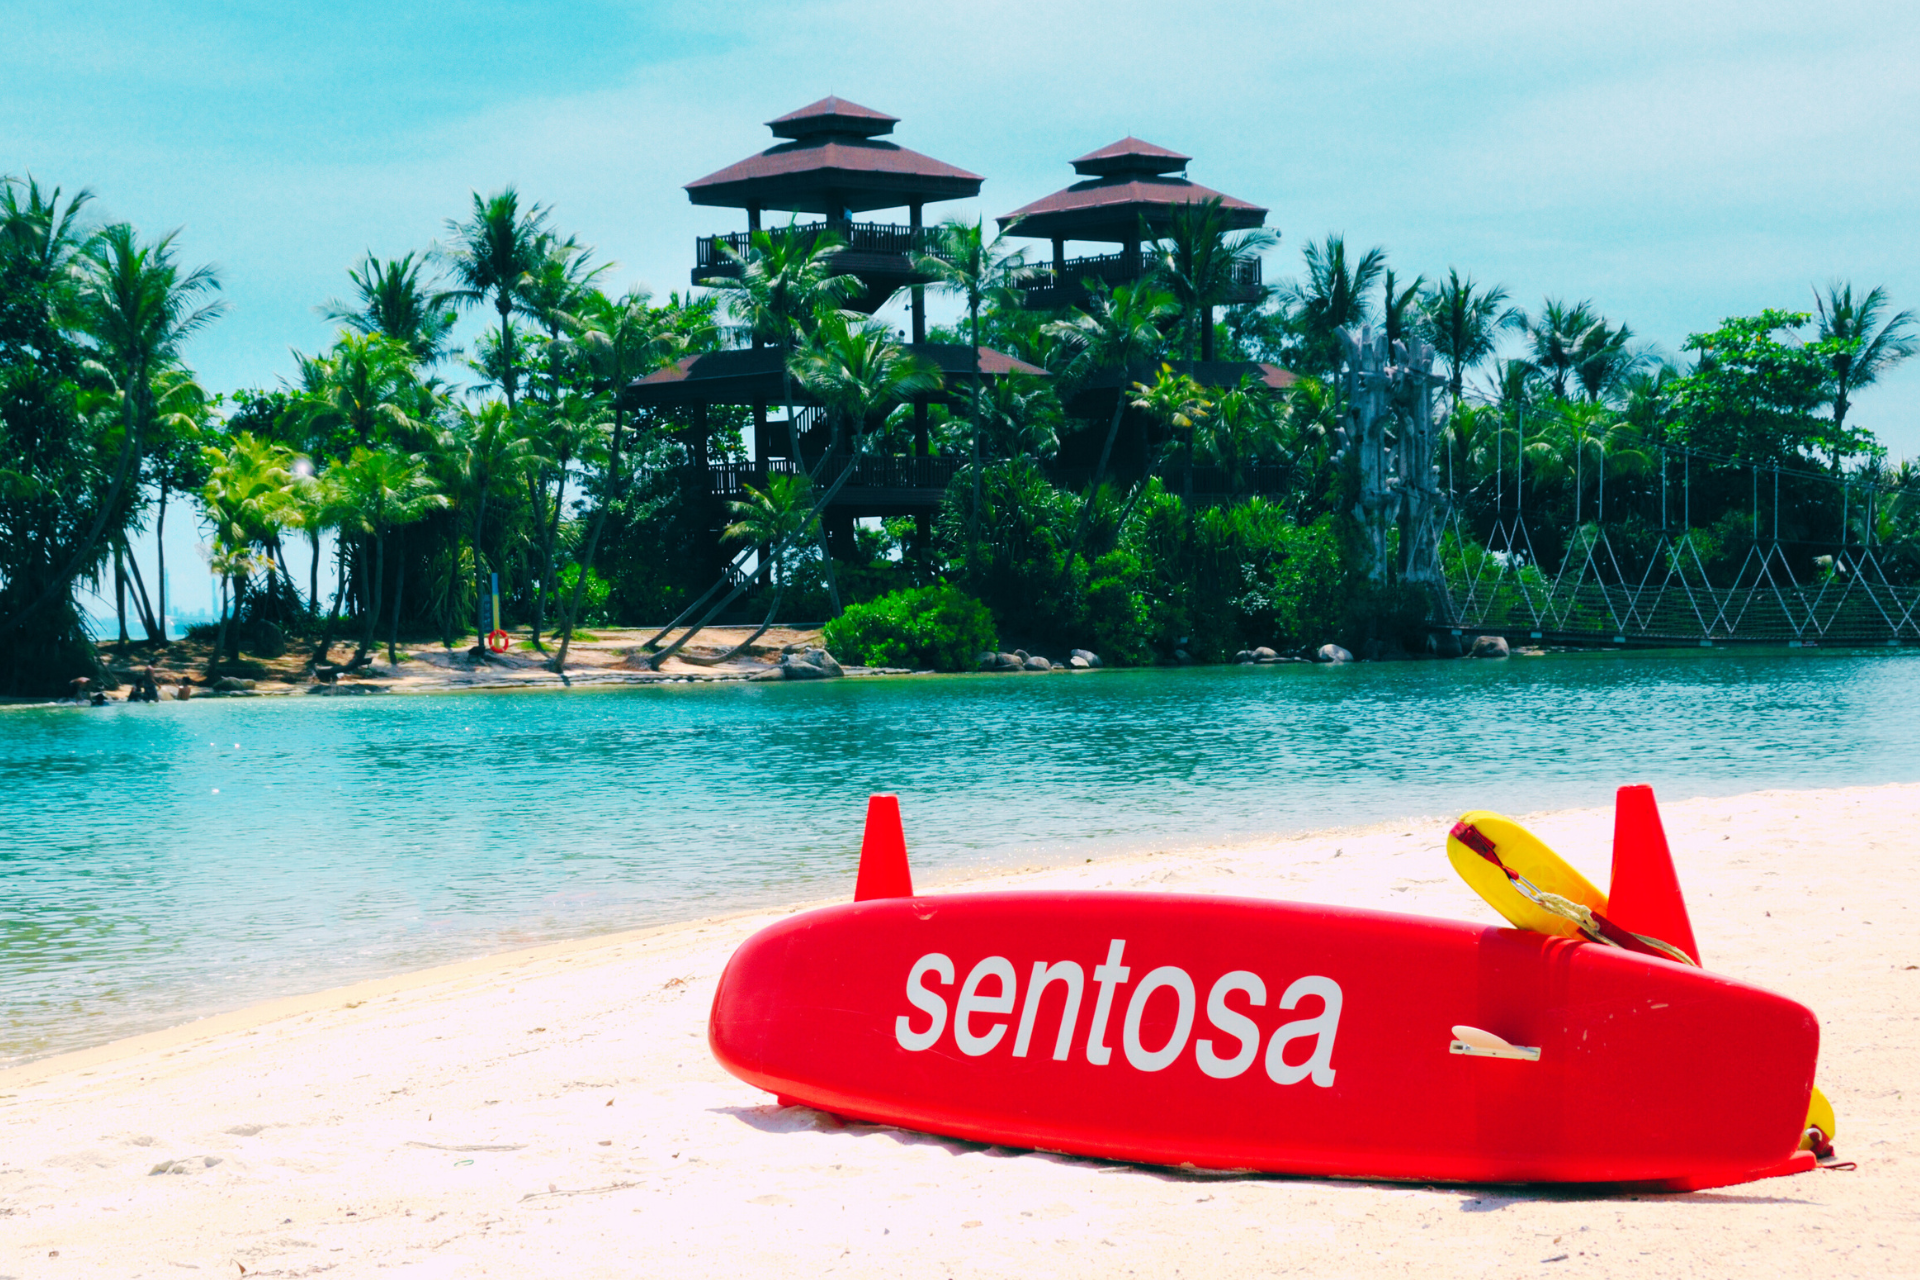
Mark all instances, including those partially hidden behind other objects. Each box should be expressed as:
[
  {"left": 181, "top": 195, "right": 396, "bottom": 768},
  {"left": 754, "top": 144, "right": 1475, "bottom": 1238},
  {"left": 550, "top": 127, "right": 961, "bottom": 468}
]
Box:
[{"left": 3, "top": 650, "right": 1915, "bottom": 1063}]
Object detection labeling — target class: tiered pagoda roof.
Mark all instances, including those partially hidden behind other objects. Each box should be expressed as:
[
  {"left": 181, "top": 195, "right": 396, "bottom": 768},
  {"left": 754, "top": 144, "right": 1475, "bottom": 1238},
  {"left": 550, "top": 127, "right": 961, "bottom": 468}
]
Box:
[
  {"left": 685, "top": 97, "right": 983, "bottom": 215},
  {"left": 997, "top": 137, "right": 1266, "bottom": 243}
]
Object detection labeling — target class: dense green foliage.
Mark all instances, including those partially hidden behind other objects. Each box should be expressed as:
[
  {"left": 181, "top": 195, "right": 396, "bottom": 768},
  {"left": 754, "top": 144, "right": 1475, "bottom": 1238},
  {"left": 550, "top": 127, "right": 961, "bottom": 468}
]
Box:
[
  {"left": 6, "top": 168, "right": 1918, "bottom": 695},
  {"left": 822, "top": 584, "right": 996, "bottom": 671}
]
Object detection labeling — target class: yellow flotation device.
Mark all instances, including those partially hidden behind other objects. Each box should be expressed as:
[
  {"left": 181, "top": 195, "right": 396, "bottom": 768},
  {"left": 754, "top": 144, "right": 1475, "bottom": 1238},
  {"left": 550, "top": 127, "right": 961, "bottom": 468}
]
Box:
[{"left": 1446, "top": 810, "right": 1609, "bottom": 939}]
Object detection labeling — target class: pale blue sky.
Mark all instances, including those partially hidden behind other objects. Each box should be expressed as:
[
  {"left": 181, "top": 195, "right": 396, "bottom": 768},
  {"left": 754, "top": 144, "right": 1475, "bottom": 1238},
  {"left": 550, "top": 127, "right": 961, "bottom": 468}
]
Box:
[{"left": 8, "top": 0, "right": 1917, "bottom": 619}]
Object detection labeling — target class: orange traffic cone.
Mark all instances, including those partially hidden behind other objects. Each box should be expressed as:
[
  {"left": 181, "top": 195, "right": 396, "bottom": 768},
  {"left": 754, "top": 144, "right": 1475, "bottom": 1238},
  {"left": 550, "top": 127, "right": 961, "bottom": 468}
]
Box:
[
  {"left": 1607, "top": 784, "right": 1702, "bottom": 966},
  {"left": 854, "top": 793, "right": 914, "bottom": 902}
]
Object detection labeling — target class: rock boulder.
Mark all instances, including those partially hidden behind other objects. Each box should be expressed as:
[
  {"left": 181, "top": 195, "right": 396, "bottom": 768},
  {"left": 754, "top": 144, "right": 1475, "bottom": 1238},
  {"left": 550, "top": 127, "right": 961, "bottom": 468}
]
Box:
[
  {"left": 1069, "top": 649, "right": 1103, "bottom": 668},
  {"left": 1470, "top": 634, "right": 1510, "bottom": 659},
  {"left": 781, "top": 648, "right": 845, "bottom": 680},
  {"left": 1252, "top": 646, "right": 1279, "bottom": 663},
  {"left": 1023, "top": 655, "right": 1052, "bottom": 671},
  {"left": 1315, "top": 643, "right": 1354, "bottom": 664}
]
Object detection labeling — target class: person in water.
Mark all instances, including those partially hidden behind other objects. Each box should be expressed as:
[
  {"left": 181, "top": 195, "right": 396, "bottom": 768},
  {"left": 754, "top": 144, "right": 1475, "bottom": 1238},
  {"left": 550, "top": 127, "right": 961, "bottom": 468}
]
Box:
[{"left": 173, "top": 682, "right": 192, "bottom": 700}]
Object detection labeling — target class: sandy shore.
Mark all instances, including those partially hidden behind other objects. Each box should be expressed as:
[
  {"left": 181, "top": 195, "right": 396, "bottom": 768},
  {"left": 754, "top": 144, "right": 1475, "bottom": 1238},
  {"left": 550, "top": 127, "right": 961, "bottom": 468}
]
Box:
[
  {"left": 3, "top": 784, "right": 1915, "bottom": 1277},
  {"left": 47, "top": 626, "right": 857, "bottom": 705}
]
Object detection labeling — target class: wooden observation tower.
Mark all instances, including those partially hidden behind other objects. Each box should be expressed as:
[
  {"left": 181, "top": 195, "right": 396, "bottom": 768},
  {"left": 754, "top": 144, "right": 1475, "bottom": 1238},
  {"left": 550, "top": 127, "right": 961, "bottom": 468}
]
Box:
[{"left": 622, "top": 97, "right": 1044, "bottom": 565}]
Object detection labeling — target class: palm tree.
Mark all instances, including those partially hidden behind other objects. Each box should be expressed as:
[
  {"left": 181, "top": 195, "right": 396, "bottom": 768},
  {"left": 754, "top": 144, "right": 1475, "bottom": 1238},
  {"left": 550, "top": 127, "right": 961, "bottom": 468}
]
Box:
[
  {"left": 1380, "top": 268, "right": 1424, "bottom": 351},
  {"left": 1047, "top": 280, "right": 1177, "bottom": 567},
  {"left": 692, "top": 473, "right": 818, "bottom": 663},
  {"left": 1197, "top": 374, "right": 1282, "bottom": 495},
  {"left": 199, "top": 433, "right": 295, "bottom": 662},
  {"left": 1151, "top": 197, "right": 1277, "bottom": 362},
  {"left": 1129, "top": 364, "right": 1213, "bottom": 504},
  {"left": 144, "top": 368, "right": 212, "bottom": 638},
  {"left": 323, "top": 252, "right": 456, "bottom": 365},
  {"left": 515, "top": 236, "right": 610, "bottom": 648},
  {"left": 552, "top": 288, "right": 698, "bottom": 674},
  {"left": 287, "top": 332, "right": 426, "bottom": 452},
  {"left": 1416, "top": 270, "right": 1521, "bottom": 406},
  {"left": 914, "top": 219, "right": 1032, "bottom": 544},
  {"left": 1571, "top": 319, "right": 1640, "bottom": 402},
  {"left": 974, "top": 372, "right": 1060, "bottom": 463},
  {"left": 1522, "top": 299, "right": 1601, "bottom": 400},
  {"left": 6, "top": 222, "right": 224, "bottom": 641},
  {"left": 711, "top": 224, "right": 864, "bottom": 467},
  {"left": 791, "top": 313, "right": 941, "bottom": 613},
  {"left": 440, "top": 188, "right": 550, "bottom": 413},
  {"left": 1278, "top": 235, "right": 1386, "bottom": 377},
  {"left": 328, "top": 446, "right": 447, "bottom": 665},
  {"left": 436, "top": 400, "right": 537, "bottom": 643},
  {"left": 1814, "top": 282, "right": 1917, "bottom": 470},
  {"left": 793, "top": 314, "right": 942, "bottom": 454}
]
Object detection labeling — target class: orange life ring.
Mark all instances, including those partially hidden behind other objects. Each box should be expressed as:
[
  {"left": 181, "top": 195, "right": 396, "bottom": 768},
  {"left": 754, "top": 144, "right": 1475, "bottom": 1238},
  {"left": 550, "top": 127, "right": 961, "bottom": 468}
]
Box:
[{"left": 486, "top": 629, "right": 511, "bottom": 653}]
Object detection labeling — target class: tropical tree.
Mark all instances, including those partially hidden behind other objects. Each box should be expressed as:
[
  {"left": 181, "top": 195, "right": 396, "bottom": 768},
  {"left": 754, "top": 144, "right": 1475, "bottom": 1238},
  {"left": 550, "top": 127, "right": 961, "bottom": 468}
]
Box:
[
  {"left": 1047, "top": 279, "right": 1177, "bottom": 569},
  {"left": 1379, "top": 268, "right": 1424, "bottom": 351},
  {"left": 287, "top": 331, "right": 426, "bottom": 453},
  {"left": 915, "top": 219, "right": 1032, "bottom": 543},
  {"left": 1151, "top": 197, "right": 1277, "bottom": 362},
  {"left": 1417, "top": 270, "right": 1521, "bottom": 406},
  {"left": 1522, "top": 299, "right": 1601, "bottom": 400},
  {"left": 1278, "top": 235, "right": 1385, "bottom": 377},
  {"left": 553, "top": 287, "right": 702, "bottom": 674},
  {"left": 2, "top": 217, "right": 222, "bottom": 652},
  {"left": 696, "top": 473, "right": 818, "bottom": 663},
  {"left": 199, "top": 432, "right": 295, "bottom": 661},
  {"left": 791, "top": 313, "right": 941, "bottom": 612},
  {"left": 1571, "top": 318, "right": 1640, "bottom": 403},
  {"left": 143, "top": 368, "right": 213, "bottom": 637},
  {"left": 1198, "top": 374, "right": 1282, "bottom": 495},
  {"left": 435, "top": 400, "right": 537, "bottom": 641},
  {"left": 711, "top": 224, "right": 863, "bottom": 465},
  {"left": 1813, "top": 282, "right": 1916, "bottom": 471},
  {"left": 1129, "top": 364, "right": 1213, "bottom": 504},
  {"left": 322, "top": 252, "right": 456, "bottom": 365},
  {"left": 327, "top": 446, "right": 447, "bottom": 664},
  {"left": 440, "top": 188, "right": 550, "bottom": 413}
]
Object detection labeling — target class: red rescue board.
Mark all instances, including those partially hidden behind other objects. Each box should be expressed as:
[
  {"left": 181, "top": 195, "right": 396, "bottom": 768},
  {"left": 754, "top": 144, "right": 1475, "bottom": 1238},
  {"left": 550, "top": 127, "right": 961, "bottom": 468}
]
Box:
[{"left": 708, "top": 891, "right": 1818, "bottom": 1185}]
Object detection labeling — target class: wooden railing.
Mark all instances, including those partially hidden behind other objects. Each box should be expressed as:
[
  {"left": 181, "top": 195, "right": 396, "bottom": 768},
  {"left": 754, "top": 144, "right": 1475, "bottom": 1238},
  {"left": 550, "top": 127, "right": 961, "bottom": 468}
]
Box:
[
  {"left": 1023, "top": 253, "right": 1263, "bottom": 305},
  {"left": 699, "top": 455, "right": 1292, "bottom": 505},
  {"left": 694, "top": 222, "right": 953, "bottom": 274},
  {"left": 703, "top": 454, "right": 962, "bottom": 499}
]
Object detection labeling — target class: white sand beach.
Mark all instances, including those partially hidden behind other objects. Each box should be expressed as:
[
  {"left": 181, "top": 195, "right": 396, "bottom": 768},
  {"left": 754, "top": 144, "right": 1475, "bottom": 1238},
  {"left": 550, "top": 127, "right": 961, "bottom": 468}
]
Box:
[{"left": 2, "top": 784, "right": 1915, "bottom": 1278}]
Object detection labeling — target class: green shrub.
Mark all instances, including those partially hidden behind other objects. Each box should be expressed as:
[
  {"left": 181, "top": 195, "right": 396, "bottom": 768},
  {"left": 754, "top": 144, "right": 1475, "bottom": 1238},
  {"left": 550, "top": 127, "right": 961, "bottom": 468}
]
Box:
[
  {"left": 556, "top": 564, "right": 612, "bottom": 625},
  {"left": 822, "top": 585, "right": 997, "bottom": 672}
]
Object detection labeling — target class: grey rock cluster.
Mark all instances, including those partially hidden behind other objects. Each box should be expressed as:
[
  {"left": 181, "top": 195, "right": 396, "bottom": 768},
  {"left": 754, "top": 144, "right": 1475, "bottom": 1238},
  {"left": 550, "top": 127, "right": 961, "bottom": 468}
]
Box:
[
  {"left": 780, "top": 648, "right": 844, "bottom": 680},
  {"left": 1234, "top": 646, "right": 1283, "bottom": 665},
  {"left": 977, "top": 648, "right": 1102, "bottom": 672},
  {"left": 1315, "top": 644, "right": 1354, "bottom": 664},
  {"left": 1470, "top": 634, "right": 1511, "bottom": 659}
]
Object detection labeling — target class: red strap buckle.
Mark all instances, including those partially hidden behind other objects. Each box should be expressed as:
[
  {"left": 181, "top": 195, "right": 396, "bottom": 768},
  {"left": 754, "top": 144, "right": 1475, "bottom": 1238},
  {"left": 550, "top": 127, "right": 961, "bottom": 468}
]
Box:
[{"left": 1450, "top": 821, "right": 1497, "bottom": 859}]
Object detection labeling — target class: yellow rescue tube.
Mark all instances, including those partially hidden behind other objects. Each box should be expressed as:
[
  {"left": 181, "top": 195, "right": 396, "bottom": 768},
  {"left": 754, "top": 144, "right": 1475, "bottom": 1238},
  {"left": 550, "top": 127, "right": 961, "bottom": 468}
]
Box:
[
  {"left": 1801, "top": 1085, "right": 1837, "bottom": 1148},
  {"left": 1446, "top": 810, "right": 1608, "bottom": 939}
]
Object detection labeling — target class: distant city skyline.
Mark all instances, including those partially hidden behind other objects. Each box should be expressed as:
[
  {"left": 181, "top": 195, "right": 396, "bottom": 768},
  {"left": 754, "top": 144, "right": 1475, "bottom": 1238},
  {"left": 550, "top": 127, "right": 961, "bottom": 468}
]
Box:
[{"left": 11, "top": 0, "right": 1917, "bottom": 619}]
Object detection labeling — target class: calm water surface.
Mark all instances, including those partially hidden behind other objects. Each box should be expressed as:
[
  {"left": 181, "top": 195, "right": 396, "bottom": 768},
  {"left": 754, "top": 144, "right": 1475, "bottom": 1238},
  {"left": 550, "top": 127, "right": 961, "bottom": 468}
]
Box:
[{"left": 3, "top": 650, "right": 1914, "bottom": 1062}]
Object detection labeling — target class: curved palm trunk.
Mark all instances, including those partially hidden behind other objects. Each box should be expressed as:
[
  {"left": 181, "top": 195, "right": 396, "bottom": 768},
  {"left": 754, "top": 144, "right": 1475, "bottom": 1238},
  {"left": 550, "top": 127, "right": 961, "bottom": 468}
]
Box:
[
  {"left": 969, "top": 297, "right": 983, "bottom": 554},
  {"left": 650, "top": 457, "right": 862, "bottom": 669},
  {"left": 154, "top": 475, "right": 170, "bottom": 641},
  {"left": 529, "top": 452, "right": 569, "bottom": 649},
  {"left": 314, "top": 538, "right": 349, "bottom": 665},
  {"left": 387, "top": 526, "right": 406, "bottom": 665},
  {"left": 785, "top": 349, "right": 842, "bottom": 617},
  {"left": 352, "top": 536, "right": 384, "bottom": 665},
  {"left": 677, "top": 563, "right": 780, "bottom": 665},
  {"left": 0, "top": 383, "right": 145, "bottom": 640},
  {"left": 1062, "top": 385, "right": 1132, "bottom": 577}
]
